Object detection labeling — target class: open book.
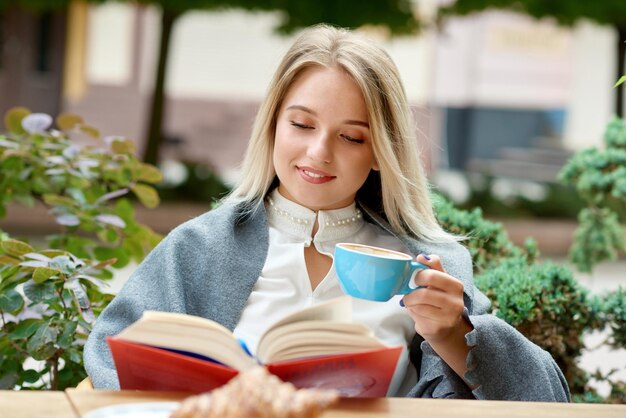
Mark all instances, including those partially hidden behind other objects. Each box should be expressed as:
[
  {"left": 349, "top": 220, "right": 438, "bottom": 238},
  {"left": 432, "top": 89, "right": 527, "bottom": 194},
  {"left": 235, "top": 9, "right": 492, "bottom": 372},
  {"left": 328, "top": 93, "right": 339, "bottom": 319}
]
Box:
[{"left": 107, "top": 296, "right": 403, "bottom": 397}]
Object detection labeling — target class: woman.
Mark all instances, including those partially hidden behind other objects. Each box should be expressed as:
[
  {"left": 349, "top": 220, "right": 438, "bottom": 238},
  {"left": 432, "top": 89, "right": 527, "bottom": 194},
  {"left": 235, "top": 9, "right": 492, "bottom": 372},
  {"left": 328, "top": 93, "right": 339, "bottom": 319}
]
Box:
[{"left": 85, "top": 24, "right": 569, "bottom": 401}]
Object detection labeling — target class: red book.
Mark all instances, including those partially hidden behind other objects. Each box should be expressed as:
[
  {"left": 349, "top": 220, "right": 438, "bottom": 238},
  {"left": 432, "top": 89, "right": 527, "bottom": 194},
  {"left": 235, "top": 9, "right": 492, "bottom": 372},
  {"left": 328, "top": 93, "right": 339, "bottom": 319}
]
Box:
[{"left": 107, "top": 297, "right": 403, "bottom": 397}]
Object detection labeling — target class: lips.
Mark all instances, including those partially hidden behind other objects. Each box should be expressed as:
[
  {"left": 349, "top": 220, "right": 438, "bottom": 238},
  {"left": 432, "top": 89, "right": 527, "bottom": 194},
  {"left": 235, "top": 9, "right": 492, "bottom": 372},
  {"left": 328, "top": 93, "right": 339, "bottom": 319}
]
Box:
[{"left": 297, "top": 166, "right": 335, "bottom": 184}]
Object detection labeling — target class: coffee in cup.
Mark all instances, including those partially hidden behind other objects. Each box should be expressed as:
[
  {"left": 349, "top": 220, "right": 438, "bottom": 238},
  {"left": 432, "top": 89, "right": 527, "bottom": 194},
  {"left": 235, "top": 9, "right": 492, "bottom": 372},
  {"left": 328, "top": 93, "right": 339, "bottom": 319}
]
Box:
[{"left": 334, "top": 243, "right": 428, "bottom": 302}]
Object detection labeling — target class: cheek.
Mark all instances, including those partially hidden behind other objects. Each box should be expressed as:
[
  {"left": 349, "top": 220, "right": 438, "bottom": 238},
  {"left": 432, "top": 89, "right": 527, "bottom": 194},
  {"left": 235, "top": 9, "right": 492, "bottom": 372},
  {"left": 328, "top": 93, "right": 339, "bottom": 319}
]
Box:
[{"left": 347, "top": 152, "right": 376, "bottom": 184}]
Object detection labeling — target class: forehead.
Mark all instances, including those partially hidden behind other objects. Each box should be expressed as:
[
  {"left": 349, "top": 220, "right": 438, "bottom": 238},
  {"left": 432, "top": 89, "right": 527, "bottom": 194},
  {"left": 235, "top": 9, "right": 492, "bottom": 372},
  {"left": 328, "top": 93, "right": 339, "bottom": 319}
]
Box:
[{"left": 280, "top": 66, "right": 367, "bottom": 117}]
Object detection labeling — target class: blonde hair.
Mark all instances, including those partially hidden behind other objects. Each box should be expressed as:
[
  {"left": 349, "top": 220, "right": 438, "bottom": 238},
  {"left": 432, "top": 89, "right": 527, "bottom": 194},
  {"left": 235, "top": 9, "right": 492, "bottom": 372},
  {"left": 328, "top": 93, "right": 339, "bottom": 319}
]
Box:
[{"left": 226, "top": 24, "right": 454, "bottom": 242}]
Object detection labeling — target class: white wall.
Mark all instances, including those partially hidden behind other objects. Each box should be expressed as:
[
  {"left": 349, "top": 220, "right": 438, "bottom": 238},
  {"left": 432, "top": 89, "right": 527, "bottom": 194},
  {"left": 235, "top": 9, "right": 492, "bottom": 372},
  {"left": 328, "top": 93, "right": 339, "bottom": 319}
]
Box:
[
  {"left": 85, "top": 3, "right": 134, "bottom": 85},
  {"left": 85, "top": 6, "right": 433, "bottom": 104},
  {"left": 83, "top": 5, "right": 617, "bottom": 151},
  {"left": 562, "top": 21, "right": 616, "bottom": 150},
  {"left": 432, "top": 11, "right": 573, "bottom": 109}
]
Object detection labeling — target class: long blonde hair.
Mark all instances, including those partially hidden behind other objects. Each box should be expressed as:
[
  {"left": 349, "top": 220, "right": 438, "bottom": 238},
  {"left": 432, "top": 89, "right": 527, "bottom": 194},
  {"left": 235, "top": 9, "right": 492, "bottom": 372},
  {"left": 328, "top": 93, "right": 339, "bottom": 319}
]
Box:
[{"left": 226, "top": 24, "right": 454, "bottom": 242}]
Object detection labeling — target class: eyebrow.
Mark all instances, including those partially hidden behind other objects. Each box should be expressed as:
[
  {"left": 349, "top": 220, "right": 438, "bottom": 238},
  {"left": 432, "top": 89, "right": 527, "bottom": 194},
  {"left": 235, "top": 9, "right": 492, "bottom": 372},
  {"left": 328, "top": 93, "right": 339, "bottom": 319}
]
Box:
[{"left": 285, "top": 105, "right": 370, "bottom": 128}]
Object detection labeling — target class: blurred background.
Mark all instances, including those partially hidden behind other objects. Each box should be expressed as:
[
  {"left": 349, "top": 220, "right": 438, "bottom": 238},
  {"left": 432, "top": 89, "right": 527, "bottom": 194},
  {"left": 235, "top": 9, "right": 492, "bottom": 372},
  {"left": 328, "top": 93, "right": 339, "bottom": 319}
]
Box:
[
  {"left": 0, "top": 0, "right": 623, "bottom": 256},
  {"left": 1, "top": 0, "right": 623, "bottom": 254},
  {"left": 0, "top": 0, "right": 624, "bottom": 395}
]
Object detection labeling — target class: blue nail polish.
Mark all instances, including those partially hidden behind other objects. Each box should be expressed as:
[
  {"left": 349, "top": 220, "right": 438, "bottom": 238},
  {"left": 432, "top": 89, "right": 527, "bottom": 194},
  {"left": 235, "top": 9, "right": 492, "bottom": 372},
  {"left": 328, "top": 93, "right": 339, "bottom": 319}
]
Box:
[
  {"left": 399, "top": 299, "right": 405, "bottom": 307},
  {"left": 420, "top": 253, "right": 431, "bottom": 261}
]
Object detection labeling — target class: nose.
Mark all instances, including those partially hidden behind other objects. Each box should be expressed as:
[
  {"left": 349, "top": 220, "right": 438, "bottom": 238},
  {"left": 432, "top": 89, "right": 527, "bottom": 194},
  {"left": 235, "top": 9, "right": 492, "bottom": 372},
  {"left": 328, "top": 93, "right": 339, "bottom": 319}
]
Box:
[{"left": 306, "top": 130, "right": 333, "bottom": 164}]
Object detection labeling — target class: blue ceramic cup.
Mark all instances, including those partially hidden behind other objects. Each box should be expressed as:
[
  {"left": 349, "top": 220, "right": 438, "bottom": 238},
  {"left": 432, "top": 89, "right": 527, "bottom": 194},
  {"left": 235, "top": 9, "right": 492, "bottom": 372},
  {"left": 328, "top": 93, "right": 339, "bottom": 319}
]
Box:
[{"left": 334, "top": 243, "right": 428, "bottom": 302}]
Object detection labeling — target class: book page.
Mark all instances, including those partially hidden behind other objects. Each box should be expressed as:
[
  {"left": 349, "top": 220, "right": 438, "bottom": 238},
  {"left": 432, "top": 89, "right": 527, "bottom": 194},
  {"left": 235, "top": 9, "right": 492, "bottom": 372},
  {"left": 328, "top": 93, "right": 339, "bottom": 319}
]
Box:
[
  {"left": 263, "top": 296, "right": 352, "bottom": 333},
  {"left": 258, "top": 321, "right": 385, "bottom": 363},
  {"left": 116, "top": 311, "right": 256, "bottom": 371},
  {"left": 257, "top": 297, "right": 387, "bottom": 363}
]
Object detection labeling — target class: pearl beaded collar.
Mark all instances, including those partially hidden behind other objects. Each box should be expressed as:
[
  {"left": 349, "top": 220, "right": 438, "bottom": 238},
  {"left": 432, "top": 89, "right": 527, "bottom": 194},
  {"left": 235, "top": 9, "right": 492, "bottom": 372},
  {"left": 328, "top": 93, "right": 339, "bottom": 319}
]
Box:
[
  {"left": 267, "top": 197, "right": 362, "bottom": 227},
  {"left": 265, "top": 189, "right": 364, "bottom": 244}
]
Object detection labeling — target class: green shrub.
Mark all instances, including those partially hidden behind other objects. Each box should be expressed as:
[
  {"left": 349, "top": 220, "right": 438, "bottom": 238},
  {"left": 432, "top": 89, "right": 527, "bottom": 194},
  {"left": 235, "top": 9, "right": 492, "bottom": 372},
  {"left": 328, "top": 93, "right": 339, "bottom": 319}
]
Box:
[
  {"left": 474, "top": 258, "right": 602, "bottom": 394},
  {"left": 0, "top": 108, "right": 162, "bottom": 390},
  {"left": 559, "top": 117, "right": 626, "bottom": 272},
  {"left": 435, "top": 175, "right": 625, "bottom": 401},
  {"left": 433, "top": 195, "right": 538, "bottom": 273}
]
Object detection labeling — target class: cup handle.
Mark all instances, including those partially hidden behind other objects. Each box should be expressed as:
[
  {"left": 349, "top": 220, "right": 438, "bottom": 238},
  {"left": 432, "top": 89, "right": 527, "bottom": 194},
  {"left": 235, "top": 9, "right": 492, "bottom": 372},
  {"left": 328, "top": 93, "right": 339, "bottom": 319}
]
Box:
[{"left": 398, "top": 261, "right": 429, "bottom": 295}]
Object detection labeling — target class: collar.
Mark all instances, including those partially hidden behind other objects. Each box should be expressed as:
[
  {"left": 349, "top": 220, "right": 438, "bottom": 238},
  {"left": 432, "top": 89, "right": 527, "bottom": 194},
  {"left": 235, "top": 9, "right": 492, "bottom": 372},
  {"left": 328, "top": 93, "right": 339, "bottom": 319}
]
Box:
[{"left": 265, "top": 189, "right": 364, "bottom": 245}]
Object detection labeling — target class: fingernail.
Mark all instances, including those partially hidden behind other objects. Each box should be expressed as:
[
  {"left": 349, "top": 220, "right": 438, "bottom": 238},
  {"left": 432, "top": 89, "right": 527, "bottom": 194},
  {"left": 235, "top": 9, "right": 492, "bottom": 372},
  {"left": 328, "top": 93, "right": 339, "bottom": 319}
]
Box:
[
  {"left": 399, "top": 299, "right": 405, "bottom": 307},
  {"left": 419, "top": 253, "right": 431, "bottom": 261}
]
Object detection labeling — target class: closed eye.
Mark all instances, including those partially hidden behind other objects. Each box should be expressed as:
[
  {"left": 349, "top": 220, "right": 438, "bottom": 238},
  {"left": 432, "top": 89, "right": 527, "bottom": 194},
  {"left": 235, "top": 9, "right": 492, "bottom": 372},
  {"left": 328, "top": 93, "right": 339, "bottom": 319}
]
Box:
[
  {"left": 340, "top": 134, "right": 365, "bottom": 144},
  {"left": 290, "top": 121, "right": 313, "bottom": 129}
]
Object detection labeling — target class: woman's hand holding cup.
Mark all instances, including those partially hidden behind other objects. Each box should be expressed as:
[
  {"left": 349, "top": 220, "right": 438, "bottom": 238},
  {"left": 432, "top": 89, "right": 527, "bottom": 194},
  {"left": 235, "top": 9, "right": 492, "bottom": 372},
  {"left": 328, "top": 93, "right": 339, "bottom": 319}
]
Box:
[
  {"left": 334, "top": 243, "right": 468, "bottom": 345},
  {"left": 400, "top": 254, "right": 466, "bottom": 345}
]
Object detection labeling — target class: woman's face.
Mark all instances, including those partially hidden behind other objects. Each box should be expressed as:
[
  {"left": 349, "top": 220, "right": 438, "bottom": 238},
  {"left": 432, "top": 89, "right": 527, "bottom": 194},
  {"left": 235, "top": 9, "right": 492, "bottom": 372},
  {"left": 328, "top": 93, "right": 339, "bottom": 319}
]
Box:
[{"left": 273, "top": 66, "right": 378, "bottom": 211}]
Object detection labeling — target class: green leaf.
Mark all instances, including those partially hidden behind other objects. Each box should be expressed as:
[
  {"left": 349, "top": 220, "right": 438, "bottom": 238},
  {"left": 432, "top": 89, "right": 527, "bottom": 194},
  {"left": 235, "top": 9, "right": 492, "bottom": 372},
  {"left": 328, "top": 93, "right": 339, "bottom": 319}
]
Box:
[
  {"left": 1, "top": 239, "right": 35, "bottom": 257},
  {"left": 32, "top": 267, "right": 62, "bottom": 283},
  {"left": 61, "top": 236, "right": 93, "bottom": 259},
  {"left": 39, "top": 249, "right": 67, "bottom": 258},
  {"left": 94, "top": 246, "right": 129, "bottom": 268},
  {"left": 23, "top": 280, "right": 56, "bottom": 303},
  {"left": 56, "top": 113, "right": 84, "bottom": 131},
  {"left": 57, "top": 321, "right": 78, "bottom": 349},
  {"left": 115, "top": 198, "right": 135, "bottom": 222},
  {"left": 0, "top": 265, "right": 27, "bottom": 292},
  {"left": 0, "top": 255, "right": 20, "bottom": 265},
  {"left": 66, "top": 188, "right": 86, "bottom": 205},
  {"left": 131, "top": 184, "right": 160, "bottom": 209},
  {"left": 79, "top": 124, "right": 100, "bottom": 139},
  {"left": 22, "top": 369, "right": 41, "bottom": 383},
  {"left": 4, "top": 107, "right": 30, "bottom": 135},
  {"left": 91, "top": 258, "right": 118, "bottom": 270},
  {"left": 50, "top": 255, "right": 76, "bottom": 275},
  {"left": 27, "top": 320, "right": 59, "bottom": 361},
  {"left": 0, "top": 370, "right": 18, "bottom": 389},
  {"left": 9, "top": 319, "right": 39, "bottom": 340},
  {"left": 124, "top": 237, "right": 144, "bottom": 261},
  {"left": 111, "top": 139, "right": 136, "bottom": 154},
  {"left": 0, "top": 264, "right": 20, "bottom": 280},
  {"left": 0, "top": 288, "right": 23, "bottom": 313},
  {"left": 65, "top": 347, "right": 83, "bottom": 364},
  {"left": 614, "top": 75, "right": 626, "bottom": 88},
  {"left": 135, "top": 163, "right": 163, "bottom": 183},
  {"left": 43, "top": 194, "right": 76, "bottom": 207}
]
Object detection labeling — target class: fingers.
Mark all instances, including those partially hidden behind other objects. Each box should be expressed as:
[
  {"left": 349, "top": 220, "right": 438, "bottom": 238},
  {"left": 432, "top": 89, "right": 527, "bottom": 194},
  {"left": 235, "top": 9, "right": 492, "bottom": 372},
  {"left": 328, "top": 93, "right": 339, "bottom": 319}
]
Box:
[
  {"left": 403, "top": 287, "right": 465, "bottom": 313},
  {"left": 402, "top": 288, "right": 465, "bottom": 340},
  {"left": 403, "top": 254, "right": 467, "bottom": 342},
  {"left": 403, "top": 302, "right": 464, "bottom": 339},
  {"left": 416, "top": 253, "right": 445, "bottom": 272},
  {"left": 412, "top": 268, "right": 464, "bottom": 294}
]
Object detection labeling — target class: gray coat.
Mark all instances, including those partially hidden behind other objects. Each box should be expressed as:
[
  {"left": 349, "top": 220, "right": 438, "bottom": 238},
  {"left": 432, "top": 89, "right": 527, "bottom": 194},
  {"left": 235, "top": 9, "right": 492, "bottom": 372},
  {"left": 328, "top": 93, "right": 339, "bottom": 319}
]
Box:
[{"left": 84, "top": 200, "right": 570, "bottom": 401}]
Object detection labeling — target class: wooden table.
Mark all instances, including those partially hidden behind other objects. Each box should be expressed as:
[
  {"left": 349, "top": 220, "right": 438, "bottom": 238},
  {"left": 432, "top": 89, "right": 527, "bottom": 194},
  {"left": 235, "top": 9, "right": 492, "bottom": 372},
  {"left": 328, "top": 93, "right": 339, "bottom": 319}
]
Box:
[
  {"left": 0, "top": 391, "right": 76, "bottom": 418},
  {"left": 1, "top": 390, "right": 625, "bottom": 417},
  {"left": 63, "top": 389, "right": 626, "bottom": 418}
]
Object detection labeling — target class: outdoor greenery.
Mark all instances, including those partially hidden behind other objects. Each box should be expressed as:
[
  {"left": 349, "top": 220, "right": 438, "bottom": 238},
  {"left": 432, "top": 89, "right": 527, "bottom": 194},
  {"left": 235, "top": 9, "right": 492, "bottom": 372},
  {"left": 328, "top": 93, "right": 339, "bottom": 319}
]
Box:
[
  {"left": 0, "top": 108, "right": 162, "bottom": 390},
  {"left": 435, "top": 201, "right": 625, "bottom": 402},
  {"left": 451, "top": 178, "right": 586, "bottom": 220},
  {"left": 437, "top": 0, "right": 626, "bottom": 118},
  {"left": 559, "top": 117, "right": 626, "bottom": 272},
  {"left": 435, "top": 118, "right": 626, "bottom": 403}
]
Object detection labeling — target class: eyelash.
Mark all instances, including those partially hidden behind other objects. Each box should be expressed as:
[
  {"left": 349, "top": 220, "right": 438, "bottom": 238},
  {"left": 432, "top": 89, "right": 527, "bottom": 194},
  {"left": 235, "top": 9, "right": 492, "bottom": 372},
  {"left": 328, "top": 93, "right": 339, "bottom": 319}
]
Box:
[
  {"left": 289, "top": 121, "right": 365, "bottom": 144},
  {"left": 290, "top": 121, "right": 312, "bottom": 129},
  {"left": 340, "top": 134, "right": 365, "bottom": 144}
]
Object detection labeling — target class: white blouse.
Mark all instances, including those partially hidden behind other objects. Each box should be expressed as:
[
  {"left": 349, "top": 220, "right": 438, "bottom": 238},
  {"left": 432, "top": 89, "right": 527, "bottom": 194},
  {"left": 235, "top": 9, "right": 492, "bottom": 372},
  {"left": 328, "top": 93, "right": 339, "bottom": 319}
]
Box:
[{"left": 232, "top": 189, "right": 417, "bottom": 396}]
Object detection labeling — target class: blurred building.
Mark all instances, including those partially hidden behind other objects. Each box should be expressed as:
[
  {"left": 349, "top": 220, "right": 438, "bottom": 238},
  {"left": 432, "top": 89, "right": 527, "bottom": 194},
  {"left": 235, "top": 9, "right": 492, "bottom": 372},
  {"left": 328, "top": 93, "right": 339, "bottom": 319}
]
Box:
[{"left": 0, "top": 1, "right": 619, "bottom": 184}]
